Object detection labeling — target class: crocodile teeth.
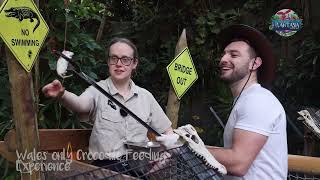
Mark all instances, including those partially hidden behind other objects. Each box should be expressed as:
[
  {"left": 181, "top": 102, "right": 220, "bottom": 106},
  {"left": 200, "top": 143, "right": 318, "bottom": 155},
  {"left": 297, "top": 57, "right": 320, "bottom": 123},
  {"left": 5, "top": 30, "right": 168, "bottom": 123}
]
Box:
[{"left": 174, "top": 124, "right": 227, "bottom": 175}]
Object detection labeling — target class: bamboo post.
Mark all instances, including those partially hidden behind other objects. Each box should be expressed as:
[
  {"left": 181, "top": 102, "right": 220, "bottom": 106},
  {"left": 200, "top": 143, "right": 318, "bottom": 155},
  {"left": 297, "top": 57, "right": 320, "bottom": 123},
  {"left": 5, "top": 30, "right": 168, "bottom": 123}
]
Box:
[{"left": 166, "top": 29, "right": 187, "bottom": 128}]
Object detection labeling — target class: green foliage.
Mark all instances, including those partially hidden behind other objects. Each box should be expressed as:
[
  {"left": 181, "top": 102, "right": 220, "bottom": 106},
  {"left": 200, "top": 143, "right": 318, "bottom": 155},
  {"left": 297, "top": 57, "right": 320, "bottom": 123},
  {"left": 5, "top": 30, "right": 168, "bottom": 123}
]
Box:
[
  {"left": 272, "top": 33, "right": 320, "bottom": 155},
  {"left": 275, "top": 36, "right": 320, "bottom": 107},
  {"left": 0, "top": 156, "right": 18, "bottom": 179},
  {"left": 39, "top": 0, "right": 105, "bottom": 129},
  {"left": 0, "top": 41, "right": 17, "bottom": 180},
  {"left": 0, "top": 0, "right": 266, "bottom": 145},
  {"left": 0, "top": 42, "right": 12, "bottom": 133}
]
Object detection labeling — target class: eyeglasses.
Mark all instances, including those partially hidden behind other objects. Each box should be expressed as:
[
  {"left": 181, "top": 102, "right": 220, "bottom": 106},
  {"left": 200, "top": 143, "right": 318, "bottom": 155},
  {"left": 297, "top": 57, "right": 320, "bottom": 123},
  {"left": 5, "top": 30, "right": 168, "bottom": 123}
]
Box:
[{"left": 108, "top": 55, "right": 134, "bottom": 66}]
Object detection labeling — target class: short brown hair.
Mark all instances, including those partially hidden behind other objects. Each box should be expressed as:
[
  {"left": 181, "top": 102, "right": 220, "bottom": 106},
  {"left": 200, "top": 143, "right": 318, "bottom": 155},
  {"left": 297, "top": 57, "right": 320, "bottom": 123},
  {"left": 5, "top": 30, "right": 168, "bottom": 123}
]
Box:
[{"left": 106, "top": 37, "right": 139, "bottom": 59}]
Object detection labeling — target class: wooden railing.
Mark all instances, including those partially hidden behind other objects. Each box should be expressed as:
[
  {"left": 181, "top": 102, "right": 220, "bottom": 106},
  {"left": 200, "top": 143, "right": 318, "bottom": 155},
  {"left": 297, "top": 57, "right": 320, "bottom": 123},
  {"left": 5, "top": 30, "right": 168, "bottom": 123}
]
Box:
[
  {"left": 1, "top": 129, "right": 320, "bottom": 176},
  {"left": 288, "top": 154, "right": 320, "bottom": 175},
  {"left": 206, "top": 146, "right": 320, "bottom": 175}
]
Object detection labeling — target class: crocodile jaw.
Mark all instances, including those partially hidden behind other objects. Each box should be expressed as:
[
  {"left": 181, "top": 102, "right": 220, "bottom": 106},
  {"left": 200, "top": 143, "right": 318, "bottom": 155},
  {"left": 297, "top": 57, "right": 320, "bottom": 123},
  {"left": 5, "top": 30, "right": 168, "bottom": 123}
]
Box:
[
  {"left": 298, "top": 110, "right": 320, "bottom": 138},
  {"left": 4, "top": 11, "right": 15, "bottom": 17},
  {"left": 174, "top": 124, "right": 227, "bottom": 175}
]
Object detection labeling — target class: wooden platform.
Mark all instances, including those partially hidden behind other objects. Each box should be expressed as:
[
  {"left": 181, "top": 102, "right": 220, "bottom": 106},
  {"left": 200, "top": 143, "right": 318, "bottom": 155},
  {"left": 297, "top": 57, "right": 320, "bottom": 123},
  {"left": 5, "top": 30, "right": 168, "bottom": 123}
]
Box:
[
  {"left": 1, "top": 129, "right": 320, "bottom": 178},
  {"left": 43, "top": 157, "right": 136, "bottom": 179}
]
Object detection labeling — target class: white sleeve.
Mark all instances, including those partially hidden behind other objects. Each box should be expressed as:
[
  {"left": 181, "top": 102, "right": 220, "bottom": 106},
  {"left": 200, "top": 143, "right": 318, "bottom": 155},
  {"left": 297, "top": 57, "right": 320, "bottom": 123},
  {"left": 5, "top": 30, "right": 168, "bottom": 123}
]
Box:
[
  {"left": 59, "top": 90, "right": 94, "bottom": 115},
  {"left": 234, "top": 95, "right": 280, "bottom": 136}
]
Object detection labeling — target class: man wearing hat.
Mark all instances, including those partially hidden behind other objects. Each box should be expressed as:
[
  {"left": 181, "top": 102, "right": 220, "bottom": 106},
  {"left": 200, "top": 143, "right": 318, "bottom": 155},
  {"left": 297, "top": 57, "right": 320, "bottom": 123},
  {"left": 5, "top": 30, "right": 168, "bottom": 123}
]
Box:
[{"left": 209, "top": 24, "right": 288, "bottom": 179}]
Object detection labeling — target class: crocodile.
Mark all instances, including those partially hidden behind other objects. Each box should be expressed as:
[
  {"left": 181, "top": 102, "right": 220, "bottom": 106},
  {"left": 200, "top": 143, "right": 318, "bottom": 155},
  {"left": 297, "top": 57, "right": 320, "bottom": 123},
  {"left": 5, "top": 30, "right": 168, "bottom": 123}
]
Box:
[
  {"left": 5, "top": 7, "right": 40, "bottom": 33},
  {"left": 298, "top": 108, "right": 320, "bottom": 139},
  {"left": 174, "top": 124, "right": 227, "bottom": 175}
]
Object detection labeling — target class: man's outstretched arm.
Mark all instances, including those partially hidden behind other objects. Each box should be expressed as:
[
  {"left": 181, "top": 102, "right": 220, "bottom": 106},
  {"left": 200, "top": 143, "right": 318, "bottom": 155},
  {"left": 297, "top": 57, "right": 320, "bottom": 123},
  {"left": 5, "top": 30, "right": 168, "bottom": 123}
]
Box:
[{"left": 208, "top": 129, "right": 267, "bottom": 176}]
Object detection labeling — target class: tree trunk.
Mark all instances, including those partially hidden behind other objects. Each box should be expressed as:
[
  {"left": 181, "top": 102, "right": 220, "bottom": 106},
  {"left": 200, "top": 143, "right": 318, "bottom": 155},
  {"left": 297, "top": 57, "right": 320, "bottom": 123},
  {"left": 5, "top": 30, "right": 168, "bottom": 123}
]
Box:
[
  {"left": 5, "top": 45, "right": 40, "bottom": 179},
  {"left": 166, "top": 29, "right": 187, "bottom": 129},
  {"left": 96, "top": 1, "right": 108, "bottom": 42},
  {"left": 33, "top": 0, "right": 40, "bottom": 120}
]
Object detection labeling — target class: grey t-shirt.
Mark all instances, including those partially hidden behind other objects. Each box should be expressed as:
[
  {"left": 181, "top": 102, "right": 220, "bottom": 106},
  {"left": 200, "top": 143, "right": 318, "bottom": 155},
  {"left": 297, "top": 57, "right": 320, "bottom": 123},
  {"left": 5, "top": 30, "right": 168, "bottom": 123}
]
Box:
[{"left": 81, "top": 77, "right": 172, "bottom": 159}]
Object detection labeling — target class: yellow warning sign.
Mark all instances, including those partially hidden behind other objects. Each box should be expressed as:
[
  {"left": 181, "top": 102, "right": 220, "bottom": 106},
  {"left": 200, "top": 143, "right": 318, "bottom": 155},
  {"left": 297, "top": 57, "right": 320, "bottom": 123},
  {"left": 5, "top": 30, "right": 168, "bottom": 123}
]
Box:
[
  {"left": 0, "top": 0, "right": 49, "bottom": 72},
  {"left": 167, "top": 47, "right": 198, "bottom": 99}
]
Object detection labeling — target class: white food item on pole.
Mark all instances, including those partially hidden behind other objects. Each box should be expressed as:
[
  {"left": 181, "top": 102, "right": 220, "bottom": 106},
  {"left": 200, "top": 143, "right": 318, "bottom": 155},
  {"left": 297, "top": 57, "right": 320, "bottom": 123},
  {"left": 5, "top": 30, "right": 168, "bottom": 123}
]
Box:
[{"left": 57, "top": 50, "right": 74, "bottom": 78}]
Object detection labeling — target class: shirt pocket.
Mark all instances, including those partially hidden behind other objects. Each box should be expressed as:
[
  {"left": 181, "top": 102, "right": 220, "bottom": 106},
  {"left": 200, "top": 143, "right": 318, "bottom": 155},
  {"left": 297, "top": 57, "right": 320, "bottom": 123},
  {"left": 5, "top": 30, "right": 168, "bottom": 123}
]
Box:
[
  {"left": 127, "top": 108, "right": 151, "bottom": 133},
  {"left": 100, "top": 100, "right": 122, "bottom": 123},
  {"left": 129, "top": 101, "right": 151, "bottom": 123}
]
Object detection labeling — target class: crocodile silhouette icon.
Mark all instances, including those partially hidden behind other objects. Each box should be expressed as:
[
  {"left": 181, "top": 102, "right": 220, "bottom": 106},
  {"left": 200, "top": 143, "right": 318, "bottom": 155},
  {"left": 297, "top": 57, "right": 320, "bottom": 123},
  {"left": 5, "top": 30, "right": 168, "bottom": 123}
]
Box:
[{"left": 5, "top": 7, "right": 40, "bottom": 33}]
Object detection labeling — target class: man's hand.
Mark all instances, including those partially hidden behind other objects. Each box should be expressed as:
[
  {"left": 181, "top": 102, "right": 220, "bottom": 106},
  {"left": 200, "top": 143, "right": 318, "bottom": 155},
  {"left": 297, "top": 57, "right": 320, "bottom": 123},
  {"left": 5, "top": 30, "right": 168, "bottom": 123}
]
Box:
[
  {"left": 42, "top": 80, "right": 65, "bottom": 99},
  {"left": 155, "top": 133, "right": 183, "bottom": 149}
]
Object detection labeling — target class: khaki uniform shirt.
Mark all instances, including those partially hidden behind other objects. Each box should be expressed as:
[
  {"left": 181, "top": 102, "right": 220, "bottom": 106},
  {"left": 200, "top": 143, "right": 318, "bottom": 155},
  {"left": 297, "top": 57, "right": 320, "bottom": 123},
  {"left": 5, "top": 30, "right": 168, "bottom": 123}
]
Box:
[{"left": 81, "top": 77, "right": 172, "bottom": 159}]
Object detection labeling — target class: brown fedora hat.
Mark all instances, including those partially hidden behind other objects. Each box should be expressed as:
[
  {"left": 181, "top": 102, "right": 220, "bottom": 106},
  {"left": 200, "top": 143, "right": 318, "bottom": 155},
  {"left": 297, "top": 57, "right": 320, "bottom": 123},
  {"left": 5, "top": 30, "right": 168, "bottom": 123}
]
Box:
[{"left": 218, "top": 24, "right": 277, "bottom": 86}]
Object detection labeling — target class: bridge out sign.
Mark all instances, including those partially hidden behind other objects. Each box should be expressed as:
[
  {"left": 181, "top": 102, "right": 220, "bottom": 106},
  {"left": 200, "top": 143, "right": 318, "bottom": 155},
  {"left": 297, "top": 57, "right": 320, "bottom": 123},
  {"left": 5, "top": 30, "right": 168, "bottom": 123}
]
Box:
[
  {"left": 167, "top": 47, "right": 198, "bottom": 99},
  {"left": 0, "top": 0, "right": 49, "bottom": 72}
]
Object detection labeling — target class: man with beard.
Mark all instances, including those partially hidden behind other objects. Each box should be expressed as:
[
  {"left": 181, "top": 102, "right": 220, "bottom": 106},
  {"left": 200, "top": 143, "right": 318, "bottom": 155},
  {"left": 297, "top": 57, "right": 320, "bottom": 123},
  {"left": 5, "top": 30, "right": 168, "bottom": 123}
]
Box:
[{"left": 208, "top": 25, "right": 288, "bottom": 179}]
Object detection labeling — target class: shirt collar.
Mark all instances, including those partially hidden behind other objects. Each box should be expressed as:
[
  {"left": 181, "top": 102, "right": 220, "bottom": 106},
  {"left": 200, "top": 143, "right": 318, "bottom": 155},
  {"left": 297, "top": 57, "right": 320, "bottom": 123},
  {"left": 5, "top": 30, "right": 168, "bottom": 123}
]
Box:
[
  {"left": 130, "top": 80, "right": 139, "bottom": 95},
  {"left": 233, "top": 83, "right": 261, "bottom": 105},
  {"left": 106, "top": 77, "right": 138, "bottom": 96},
  {"left": 242, "top": 83, "right": 260, "bottom": 95}
]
